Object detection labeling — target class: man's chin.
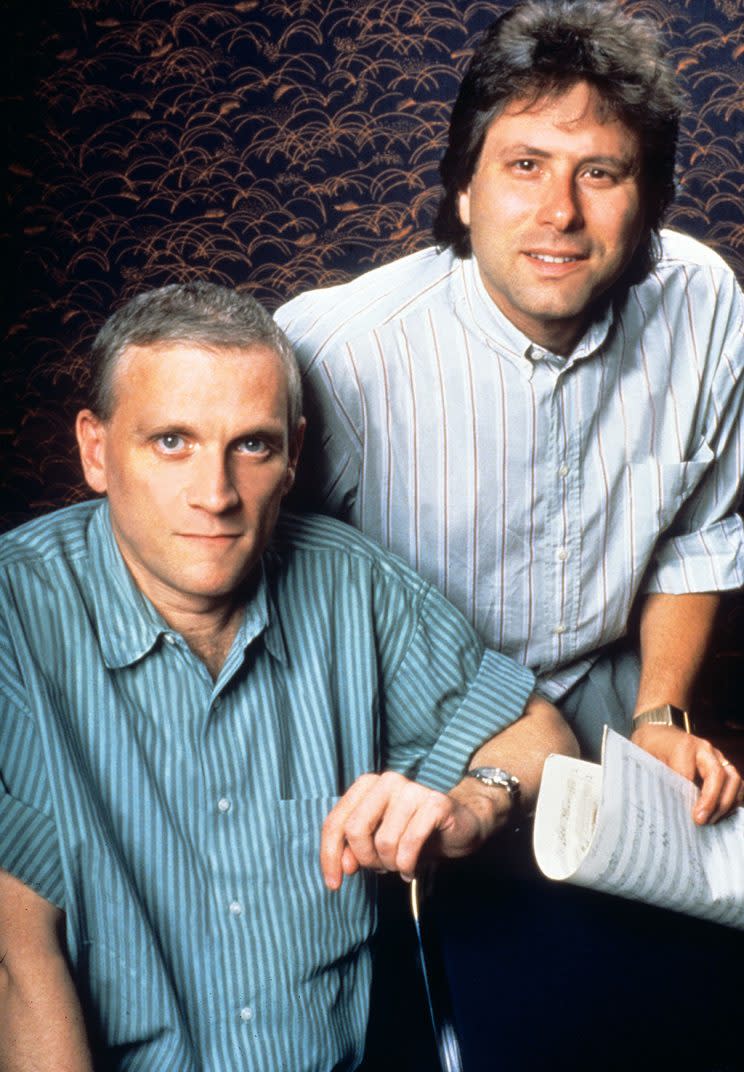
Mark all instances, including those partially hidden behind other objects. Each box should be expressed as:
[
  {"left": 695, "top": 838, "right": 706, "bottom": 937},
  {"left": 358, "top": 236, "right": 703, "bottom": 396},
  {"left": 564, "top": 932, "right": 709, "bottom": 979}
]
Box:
[{"left": 164, "top": 560, "right": 259, "bottom": 606}]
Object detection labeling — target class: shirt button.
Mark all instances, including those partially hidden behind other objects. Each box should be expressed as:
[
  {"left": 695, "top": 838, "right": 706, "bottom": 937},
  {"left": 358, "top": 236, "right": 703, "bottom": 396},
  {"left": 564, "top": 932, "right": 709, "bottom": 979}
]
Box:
[
  {"left": 217, "top": 797, "right": 231, "bottom": 814},
  {"left": 554, "top": 624, "right": 567, "bottom": 635},
  {"left": 240, "top": 1006, "right": 253, "bottom": 1023},
  {"left": 557, "top": 547, "right": 569, "bottom": 561},
  {"left": 212, "top": 697, "right": 221, "bottom": 711},
  {"left": 558, "top": 463, "right": 569, "bottom": 477},
  {"left": 229, "top": 900, "right": 242, "bottom": 916},
  {"left": 163, "top": 633, "right": 176, "bottom": 645}
]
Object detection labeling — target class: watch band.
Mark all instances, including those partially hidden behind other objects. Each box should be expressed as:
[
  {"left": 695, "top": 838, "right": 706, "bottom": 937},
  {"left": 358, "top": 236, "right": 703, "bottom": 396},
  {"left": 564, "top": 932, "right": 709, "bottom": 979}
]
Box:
[
  {"left": 632, "top": 704, "right": 692, "bottom": 734},
  {"left": 466, "top": 766, "right": 521, "bottom": 809}
]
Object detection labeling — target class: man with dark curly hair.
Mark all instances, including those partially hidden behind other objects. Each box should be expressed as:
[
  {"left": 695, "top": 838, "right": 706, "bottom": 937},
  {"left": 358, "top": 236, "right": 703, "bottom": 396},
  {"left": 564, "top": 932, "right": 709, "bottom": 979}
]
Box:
[
  {"left": 278, "top": 2, "right": 744, "bottom": 1065},
  {"left": 278, "top": 0, "right": 743, "bottom": 811}
]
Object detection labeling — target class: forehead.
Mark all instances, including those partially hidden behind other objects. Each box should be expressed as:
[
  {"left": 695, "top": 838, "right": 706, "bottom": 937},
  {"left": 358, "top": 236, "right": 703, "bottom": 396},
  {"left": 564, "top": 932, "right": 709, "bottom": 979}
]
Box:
[
  {"left": 485, "top": 81, "right": 639, "bottom": 156},
  {"left": 110, "top": 341, "right": 288, "bottom": 421}
]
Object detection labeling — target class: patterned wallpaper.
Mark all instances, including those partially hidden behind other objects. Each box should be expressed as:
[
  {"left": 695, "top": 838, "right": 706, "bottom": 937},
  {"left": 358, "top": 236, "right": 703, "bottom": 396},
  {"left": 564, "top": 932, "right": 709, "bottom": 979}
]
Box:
[{"left": 2, "top": 0, "right": 742, "bottom": 528}]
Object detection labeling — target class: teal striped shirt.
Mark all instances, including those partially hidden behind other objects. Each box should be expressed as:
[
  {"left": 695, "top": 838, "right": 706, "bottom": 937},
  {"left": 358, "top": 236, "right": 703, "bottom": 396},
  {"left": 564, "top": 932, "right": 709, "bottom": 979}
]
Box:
[{"left": 0, "top": 501, "right": 533, "bottom": 1071}]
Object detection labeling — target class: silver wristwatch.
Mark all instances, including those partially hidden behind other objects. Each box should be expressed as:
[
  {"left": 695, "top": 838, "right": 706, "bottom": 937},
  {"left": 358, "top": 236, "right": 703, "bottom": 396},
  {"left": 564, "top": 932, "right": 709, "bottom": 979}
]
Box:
[
  {"left": 467, "top": 766, "right": 522, "bottom": 811},
  {"left": 632, "top": 704, "right": 692, "bottom": 734}
]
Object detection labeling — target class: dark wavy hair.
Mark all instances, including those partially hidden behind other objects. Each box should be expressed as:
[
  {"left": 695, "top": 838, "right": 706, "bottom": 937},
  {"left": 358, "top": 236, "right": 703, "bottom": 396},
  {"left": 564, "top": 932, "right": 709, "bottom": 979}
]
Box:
[{"left": 433, "top": 0, "right": 684, "bottom": 281}]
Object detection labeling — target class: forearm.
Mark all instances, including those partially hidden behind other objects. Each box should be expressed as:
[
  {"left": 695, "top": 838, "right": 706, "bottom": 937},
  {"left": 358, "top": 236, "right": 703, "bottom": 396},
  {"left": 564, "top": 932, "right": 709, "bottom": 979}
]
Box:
[
  {"left": 633, "top": 591, "right": 720, "bottom": 714},
  {"left": 630, "top": 592, "right": 741, "bottom": 825},
  {"left": 0, "top": 870, "right": 93, "bottom": 1072},
  {"left": 320, "top": 697, "right": 579, "bottom": 886},
  {"left": 449, "top": 693, "right": 580, "bottom": 840},
  {"left": 0, "top": 954, "right": 93, "bottom": 1072}
]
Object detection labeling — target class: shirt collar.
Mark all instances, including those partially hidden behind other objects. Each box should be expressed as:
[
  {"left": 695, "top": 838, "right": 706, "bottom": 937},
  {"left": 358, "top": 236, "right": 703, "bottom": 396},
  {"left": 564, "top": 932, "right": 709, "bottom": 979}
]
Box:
[
  {"left": 228, "top": 565, "right": 288, "bottom": 668},
  {"left": 456, "top": 254, "right": 615, "bottom": 368},
  {"left": 87, "top": 501, "right": 284, "bottom": 670}
]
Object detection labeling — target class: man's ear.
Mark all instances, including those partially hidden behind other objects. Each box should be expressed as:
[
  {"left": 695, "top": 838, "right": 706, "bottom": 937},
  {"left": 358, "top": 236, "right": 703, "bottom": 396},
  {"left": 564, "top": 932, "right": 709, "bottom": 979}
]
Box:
[
  {"left": 76, "top": 409, "right": 108, "bottom": 494},
  {"left": 457, "top": 186, "right": 472, "bottom": 227},
  {"left": 284, "top": 416, "right": 306, "bottom": 494}
]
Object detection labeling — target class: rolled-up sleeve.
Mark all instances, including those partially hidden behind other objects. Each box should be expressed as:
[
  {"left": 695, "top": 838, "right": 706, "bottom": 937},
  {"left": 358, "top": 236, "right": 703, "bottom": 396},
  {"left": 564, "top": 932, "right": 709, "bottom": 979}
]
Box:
[
  {"left": 646, "top": 515, "right": 744, "bottom": 594},
  {"left": 645, "top": 299, "right": 744, "bottom": 595},
  {"left": 378, "top": 581, "right": 534, "bottom": 793}
]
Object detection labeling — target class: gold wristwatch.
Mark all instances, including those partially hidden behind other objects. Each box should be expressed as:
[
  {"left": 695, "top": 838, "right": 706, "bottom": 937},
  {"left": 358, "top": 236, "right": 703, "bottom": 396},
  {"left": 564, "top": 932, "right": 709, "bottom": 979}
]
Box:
[{"left": 632, "top": 704, "right": 692, "bottom": 734}]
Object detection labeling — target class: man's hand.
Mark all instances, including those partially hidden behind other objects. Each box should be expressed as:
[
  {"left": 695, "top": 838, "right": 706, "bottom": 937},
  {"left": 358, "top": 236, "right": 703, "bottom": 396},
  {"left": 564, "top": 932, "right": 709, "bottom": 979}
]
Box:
[
  {"left": 320, "top": 771, "right": 495, "bottom": 890},
  {"left": 320, "top": 694, "right": 578, "bottom": 890},
  {"left": 631, "top": 723, "right": 743, "bottom": 825}
]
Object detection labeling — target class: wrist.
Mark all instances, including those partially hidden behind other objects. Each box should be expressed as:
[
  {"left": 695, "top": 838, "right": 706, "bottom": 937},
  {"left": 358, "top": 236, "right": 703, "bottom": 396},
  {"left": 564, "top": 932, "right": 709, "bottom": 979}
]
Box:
[
  {"left": 455, "top": 766, "right": 523, "bottom": 837},
  {"left": 449, "top": 777, "right": 513, "bottom": 841},
  {"left": 632, "top": 703, "right": 692, "bottom": 734}
]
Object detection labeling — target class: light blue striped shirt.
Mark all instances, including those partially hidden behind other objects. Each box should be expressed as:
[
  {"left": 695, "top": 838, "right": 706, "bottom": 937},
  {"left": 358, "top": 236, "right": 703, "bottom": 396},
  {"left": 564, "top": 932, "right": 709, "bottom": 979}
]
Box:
[
  {"left": 0, "top": 500, "right": 533, "bottom": 1071},
  {"left": 277, "top": 229, "right": 744, "bottom": 701}
]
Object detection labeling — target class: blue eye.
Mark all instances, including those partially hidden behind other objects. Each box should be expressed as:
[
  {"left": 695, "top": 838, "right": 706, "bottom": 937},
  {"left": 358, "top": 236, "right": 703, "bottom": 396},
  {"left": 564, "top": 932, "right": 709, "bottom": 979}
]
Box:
[
  {"left": 157, "top": 433, "right": 185, "bottom": 452},
  {"left": 236, "top": 438, "right": 268, "bottom": 454}
]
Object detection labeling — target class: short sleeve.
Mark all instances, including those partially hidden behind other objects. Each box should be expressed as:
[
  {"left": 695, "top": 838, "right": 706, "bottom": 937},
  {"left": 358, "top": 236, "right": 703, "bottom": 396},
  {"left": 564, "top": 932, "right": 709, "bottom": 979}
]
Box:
[
  {"left": 0, "top": 678, "right": 63, "bottom": 908},
  {"left": 644, "top": 291, "right": 744, "bottom": 594},
  {"left": 377, "top": 580, "right": 534, "bottom": 793}
]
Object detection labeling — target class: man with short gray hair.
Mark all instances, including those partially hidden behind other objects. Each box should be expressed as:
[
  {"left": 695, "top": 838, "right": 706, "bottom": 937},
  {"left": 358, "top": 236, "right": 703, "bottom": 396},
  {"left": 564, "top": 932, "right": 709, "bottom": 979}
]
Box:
[{"left": 0, "top": 282, "right": 574, "bottom": 1070}]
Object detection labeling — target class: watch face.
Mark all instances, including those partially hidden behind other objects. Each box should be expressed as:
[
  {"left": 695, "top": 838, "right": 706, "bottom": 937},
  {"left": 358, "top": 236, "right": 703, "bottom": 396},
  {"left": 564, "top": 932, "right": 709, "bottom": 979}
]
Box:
[{"left": 469, "top": 767, "right": 519, "bottom": 795}]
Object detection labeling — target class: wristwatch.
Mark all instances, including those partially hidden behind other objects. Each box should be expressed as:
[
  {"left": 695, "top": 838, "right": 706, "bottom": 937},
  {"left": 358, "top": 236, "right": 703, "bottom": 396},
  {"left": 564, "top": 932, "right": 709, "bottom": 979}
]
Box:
[
  {"left": 466, "top": 766, "right": 522, "bottom": 815},
  {"left": 632, "top": 704, "right": 692, "bottom": 734}
]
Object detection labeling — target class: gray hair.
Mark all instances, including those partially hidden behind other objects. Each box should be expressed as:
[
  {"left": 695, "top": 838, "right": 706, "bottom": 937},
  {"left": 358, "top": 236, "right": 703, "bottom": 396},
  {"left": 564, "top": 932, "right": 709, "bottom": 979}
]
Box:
[{"left": 89, "top": 282, "right": 303, "bottom": 430}]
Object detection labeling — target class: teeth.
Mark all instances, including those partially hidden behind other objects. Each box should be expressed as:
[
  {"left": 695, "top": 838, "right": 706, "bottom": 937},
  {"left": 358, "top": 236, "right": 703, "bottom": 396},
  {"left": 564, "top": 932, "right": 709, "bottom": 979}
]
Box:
[{"left": 532, "top": 253, "right": 579, "bottom": 263}]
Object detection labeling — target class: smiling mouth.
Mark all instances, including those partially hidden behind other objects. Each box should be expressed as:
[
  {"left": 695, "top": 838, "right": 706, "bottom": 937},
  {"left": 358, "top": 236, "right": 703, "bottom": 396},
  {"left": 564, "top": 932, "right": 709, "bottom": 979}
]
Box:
[{"left": 527, "top": 252, "right": 585, "bottom": 264}]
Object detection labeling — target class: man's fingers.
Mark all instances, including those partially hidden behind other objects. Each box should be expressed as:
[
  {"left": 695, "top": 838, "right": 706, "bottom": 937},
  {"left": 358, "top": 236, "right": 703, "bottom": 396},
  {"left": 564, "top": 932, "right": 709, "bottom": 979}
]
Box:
[
  {"left": 693, "top": 747, "right": 726, "bottom": 824},
  {"left": 707, "top": 758, "right": 742, "bottom": 825},
  {"left": 388, "top": 795, "right": 458, "bottom": 879},
  {"left": 320, "top": 772, "right": 459, "bottom": 889},
  {"left": 341, "top": 844, "right": 361, "bottom": 878},
  {"left": 320, "top": 774, "right": 381, "bottom": 889},
  {"left": 693, "top": 749, "right": 741, "bottom": 825},
  {"left": 632, "top": 723, "right": 743, "bottom": 826},
  {"left": 343, "top": 773, "right": 454, "bottom": 876}
]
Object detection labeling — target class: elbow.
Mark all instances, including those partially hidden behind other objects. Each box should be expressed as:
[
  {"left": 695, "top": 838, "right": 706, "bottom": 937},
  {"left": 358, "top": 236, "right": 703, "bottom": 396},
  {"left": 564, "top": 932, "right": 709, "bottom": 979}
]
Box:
[
  {"left": 524, "top": 693, "right": 581, "bottom": 759},
  {"left": 555, "top": 715, "right": 581, "bottom": 760}
]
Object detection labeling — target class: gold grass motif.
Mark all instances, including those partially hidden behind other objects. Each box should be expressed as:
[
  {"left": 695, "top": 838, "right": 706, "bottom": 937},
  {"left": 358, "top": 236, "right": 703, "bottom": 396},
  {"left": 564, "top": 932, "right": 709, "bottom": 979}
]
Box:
[{"left": 1, "top": 0, "right": 742, "bottom": 523}]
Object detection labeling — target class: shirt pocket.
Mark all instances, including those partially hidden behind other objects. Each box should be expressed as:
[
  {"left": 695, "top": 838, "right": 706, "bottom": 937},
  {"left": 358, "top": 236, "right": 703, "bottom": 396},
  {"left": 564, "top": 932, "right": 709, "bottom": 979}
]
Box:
[
  {"left": 273, "top": 796, "right": 375, "bottom": 981},
  {"left": 625, "top": 450, "right": 713, "bottom": 540},
  {"left": 621, "top": 451, "right": 713, "bottom": 601}
]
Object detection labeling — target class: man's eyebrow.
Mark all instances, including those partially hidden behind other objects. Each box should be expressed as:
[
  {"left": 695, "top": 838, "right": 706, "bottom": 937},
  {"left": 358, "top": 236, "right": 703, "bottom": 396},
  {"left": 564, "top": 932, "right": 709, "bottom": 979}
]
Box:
[
  {"left": 500, "top": 144, "right": 639, "bottom": 172},
  {"left": 136, "top": 422, "right": 194, "bottom": 437},
  {"left": 234, "top": 425, "right": 286, "bottom": 444},
  {"left": 501, "top": 144, "right": 551, "bottom": 158}
]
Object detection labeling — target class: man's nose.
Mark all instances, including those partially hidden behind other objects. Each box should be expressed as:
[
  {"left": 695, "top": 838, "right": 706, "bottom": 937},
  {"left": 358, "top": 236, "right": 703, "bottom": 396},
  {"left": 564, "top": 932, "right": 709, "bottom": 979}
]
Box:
[
  {"left": 538, "top": 172, "right": 583, "bottom": 231},
  {"left": 186, "top": 450, "right": 240, "bottom": 513}
]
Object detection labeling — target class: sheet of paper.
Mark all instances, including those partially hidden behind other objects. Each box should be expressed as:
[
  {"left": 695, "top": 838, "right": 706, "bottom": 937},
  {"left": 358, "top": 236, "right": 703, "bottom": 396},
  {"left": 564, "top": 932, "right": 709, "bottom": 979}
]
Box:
[
  {"left": 533, "top": 729, "right": 744, "bottom": 929},
  {"left": 532, "top": 754, "right": 601, "bottom": 880},
  {"left": 586, "top": 730, "right": 708, "bottom": 915}
]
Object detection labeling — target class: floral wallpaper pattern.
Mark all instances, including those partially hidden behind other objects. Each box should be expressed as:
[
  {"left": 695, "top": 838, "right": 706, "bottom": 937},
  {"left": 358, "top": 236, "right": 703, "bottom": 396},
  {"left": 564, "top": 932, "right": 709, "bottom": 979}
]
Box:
[{"left": 1, "top": 0, "right": 742, "bottom": 722}]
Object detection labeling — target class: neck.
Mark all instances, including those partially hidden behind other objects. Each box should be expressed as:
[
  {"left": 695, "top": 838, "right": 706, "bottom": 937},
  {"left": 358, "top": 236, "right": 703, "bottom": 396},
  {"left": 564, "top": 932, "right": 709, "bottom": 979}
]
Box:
[
  {"left": 178, "top": 611, "right": 243, "bottom": 679},
  {"left": 528, "top": 321, "right": 585, "bottom": 357},
  {"left": 157, "top": 596, "right": 246, "bottom": 679}
]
